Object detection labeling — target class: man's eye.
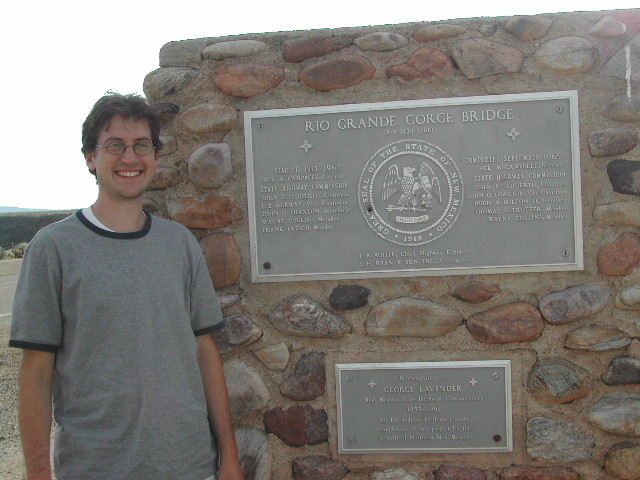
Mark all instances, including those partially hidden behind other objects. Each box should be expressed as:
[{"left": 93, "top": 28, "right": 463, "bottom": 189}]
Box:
[{"left": 134, "top": 142, "right": 153, "bottom": 154}]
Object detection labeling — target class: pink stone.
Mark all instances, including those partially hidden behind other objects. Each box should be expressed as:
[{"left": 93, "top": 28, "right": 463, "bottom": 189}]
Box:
[
  {"left": 451, "top": 38, "right": 524, "bottom": 79},
  {"left": 538, "top": 284, "right": 610, "bottom": 325},
  {"left": 594, "top": 201, "right": 640, "bottom": 228},
  {"left": 188, "top": 143, "right": 232, "bottom": 189},
  {"left": 533, "top": 36, "right": 598, "bottom": 74},
  {"left": 589, "top": 16, "right": 627, "bottom": 38},
  {"left": 505, "top": 16, "right": 553, "bottom": 42},
  {"left": 263, "top": 405, "right": 328, "bottom": 446},
  {"left": 215, "top": 63, "right": 285, "bottom": 98},
  {"left": 598, "top": 232, "right": 640, "bottom": 276},
  {"left": 292, "top": 455, "right": 348, "bottom": 480},
  {"left": 466, "top": 302, "right": 544, "bottom": 343},
  {"left": 202, "top": 40, "right": 267, "bottom": 61},
  {"left": 299, "top": 55, "right": 375, "bottom": 91},
  {"left": 604, "top": 441, "right": 640, "bottom": 480},
  {"left": 451, "top": 280, "right": 500, "bottom": 303},
  {"left": 147, "top": 166, "right": 183, "bottom": 190},
  {"left": 180, "top": 103, "right": 238, "bottom": 134},
  {"left": 168, "top": 195, "right": 243, "bottom": 230},
  {"left": 283, "top": 35, "right": 352, "bottom": 63},
  {"left": 414, "top": 24, "right": 465, "bottom": 43},
  {"left": 280, "top": 352, "right": 326, "bottom": 401},
  {"left": 588, "top": 127, "right": 638, "bottom": 157},
  {"left": 436, "top": 464, "right": 486, "bottom": 480},
  {"left": 223, "top": 359, "right": 270, "bottom": 419},
  {"left": 143, "top": 67, "right": 198, "bottom": 101},
  {"left": 384, "top": 64, "right": 424, "bottom": 82},
  {"left": 528, "top": 357, "right": 593, "bottom": 404},
  {"left": 386, "top": 47, "right": 454, "bottom": 81},
  {"left": 159, "top": 39, "right": 208, "bottom": 67},
  {"left": 366, "top": 297, "right": 463, "bottom": 338},
  {"left": 269, "top": 295, "right": 351, "bottom": 338},
  {"left": 601, "top": 95, "right": 640, "bottom": 123},
  {"left": 355, "top": 32, "right": 409, "bottom": 52},
  {"left": 564, "top": 324, "right": 632, "bottom": 352},
  {"left": 199, "top": 233, "right": 242, "bottom": 289},
  {"left": 212, "top": 314, "right": 263, "bottom": 355}
]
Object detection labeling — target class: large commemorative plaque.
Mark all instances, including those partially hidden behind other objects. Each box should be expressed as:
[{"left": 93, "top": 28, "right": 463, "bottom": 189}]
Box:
[
  {"left": 335, "top": 361, "right": 512, "bottom": 454},
  {"left": 244, "top": 92, "right": 582, "bottom": 282}
]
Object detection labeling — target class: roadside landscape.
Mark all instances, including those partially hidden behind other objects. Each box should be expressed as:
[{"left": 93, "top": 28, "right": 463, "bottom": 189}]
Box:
[
  {"left": 0, "top": 210, "right": 74, "bottom": 251},
  {"left": 0, "top": 210, "right": 74, "bottom": 478},
  {"left": 0, "top": 259, "right": 23, "bottom": 479}
]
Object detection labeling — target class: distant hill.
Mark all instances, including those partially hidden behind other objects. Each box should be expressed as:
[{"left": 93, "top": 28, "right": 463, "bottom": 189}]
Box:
[
  {"left": 0, "top": 206, "right": 48, "bottom": 213},
  {"left": 0, "top": 210, "right": 76, "bottom": 249}
]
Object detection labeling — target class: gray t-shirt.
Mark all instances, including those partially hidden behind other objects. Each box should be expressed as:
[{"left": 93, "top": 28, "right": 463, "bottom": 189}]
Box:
[{"left": 10, "top": 211, "right": 224, "bottom": 480}]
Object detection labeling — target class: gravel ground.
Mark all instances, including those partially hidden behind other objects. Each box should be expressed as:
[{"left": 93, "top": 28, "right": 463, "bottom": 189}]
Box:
[
  {"left": 0, "top": 259, "right": 26, "bottom": 478},
  {"left": 0, "top": 322, "right": 25, "bottom": 479}
]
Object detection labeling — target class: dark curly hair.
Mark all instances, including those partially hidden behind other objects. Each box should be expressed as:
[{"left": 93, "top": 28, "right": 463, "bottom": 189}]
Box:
[{"left": 81, "top": 92, "right": 164, "bottom": 177}]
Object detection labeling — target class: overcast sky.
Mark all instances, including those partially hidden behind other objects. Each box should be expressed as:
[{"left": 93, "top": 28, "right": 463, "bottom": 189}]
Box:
[{"left": 1, "top": 0, "right": 635, "bottom": 210}]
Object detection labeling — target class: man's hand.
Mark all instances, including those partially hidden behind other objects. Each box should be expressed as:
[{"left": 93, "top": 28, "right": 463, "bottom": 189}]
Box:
[{"left": 217, "top": 458, "right": 245, "bottom": 480}]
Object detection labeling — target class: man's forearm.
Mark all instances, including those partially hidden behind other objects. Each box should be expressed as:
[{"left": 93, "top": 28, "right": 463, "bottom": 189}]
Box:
[
  {"left": 18, "top": 350, "right": 55, "bottom": 480},
  {"left": 196, "top": 334, "right": 244, "bottom": 479}
]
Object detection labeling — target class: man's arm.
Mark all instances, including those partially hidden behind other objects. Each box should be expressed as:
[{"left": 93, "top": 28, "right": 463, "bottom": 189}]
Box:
[
  {"left": 196, "top": 334, "right": 244, "bottom": 480},
  {"left": 18, "top": 349, "right": 55, "bottom": 480}
]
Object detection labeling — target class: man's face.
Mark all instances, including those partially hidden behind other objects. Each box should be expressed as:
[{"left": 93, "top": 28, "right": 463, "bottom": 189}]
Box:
[{"left": 85, "top": 115, "right": 157, "bottom": 203}]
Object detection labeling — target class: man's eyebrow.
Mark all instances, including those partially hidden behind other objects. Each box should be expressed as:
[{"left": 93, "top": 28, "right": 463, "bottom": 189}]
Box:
[{"left": 102, "top": 136, "right": 153, "bottom": 143}]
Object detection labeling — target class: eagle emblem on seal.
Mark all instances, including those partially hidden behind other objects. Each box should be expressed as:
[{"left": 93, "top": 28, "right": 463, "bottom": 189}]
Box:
[{"left": 382, "top": 163, "right": 442, "bottom": 211}]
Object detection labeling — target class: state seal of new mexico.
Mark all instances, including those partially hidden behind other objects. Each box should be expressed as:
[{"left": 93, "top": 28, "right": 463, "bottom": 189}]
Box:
[{"left": 358, "top": 139, "right": 464, "bottom": 246}]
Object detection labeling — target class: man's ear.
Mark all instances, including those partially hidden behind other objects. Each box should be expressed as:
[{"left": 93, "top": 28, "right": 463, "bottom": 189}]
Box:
[{"left": 85, "top": 151, "right": 96, "bottom": 172}]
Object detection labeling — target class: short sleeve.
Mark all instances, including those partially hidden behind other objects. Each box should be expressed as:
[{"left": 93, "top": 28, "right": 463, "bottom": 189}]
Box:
[
  {"left": 190, "top": 251, "right": 224, "bottom": 336},
  {"left": 9, "top": 237, "right": 63, "bottom": 352}
]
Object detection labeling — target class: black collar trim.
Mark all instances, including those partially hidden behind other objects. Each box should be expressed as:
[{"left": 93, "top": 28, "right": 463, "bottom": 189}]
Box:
[{"left": 76, "top": 209, "right": 152, "bottom": 239}]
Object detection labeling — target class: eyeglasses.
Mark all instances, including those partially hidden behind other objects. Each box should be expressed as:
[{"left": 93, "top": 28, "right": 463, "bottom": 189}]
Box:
[{"left": 95, "top": 141, "right": 155, "bottom": 156}]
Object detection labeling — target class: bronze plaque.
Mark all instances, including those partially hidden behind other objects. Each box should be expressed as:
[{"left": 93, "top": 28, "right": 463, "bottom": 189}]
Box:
[
  {"left": 244, "top": 92, "right": 582, "bottom": 282},
  {"left": 335, "top": 361, "right": 512, "bottom": 454}
]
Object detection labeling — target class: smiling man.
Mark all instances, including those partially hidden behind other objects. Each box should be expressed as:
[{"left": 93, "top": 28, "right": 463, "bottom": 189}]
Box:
[{"left": 9, "top": 93, "right": 244, "bottom": 480}]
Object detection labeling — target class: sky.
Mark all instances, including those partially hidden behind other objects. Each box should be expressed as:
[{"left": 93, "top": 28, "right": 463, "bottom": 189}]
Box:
[{"left": 1, "top": 0, "right": 636, "bottom": 210}]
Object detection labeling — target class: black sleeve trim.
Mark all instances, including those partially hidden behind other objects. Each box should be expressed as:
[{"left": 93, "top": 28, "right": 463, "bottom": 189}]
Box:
[
  {"left": 8, "top": 340, "right": 58, "bottom": 353},
  {"left": 194, "top": 321, "right": 225, "bottom": 336}
]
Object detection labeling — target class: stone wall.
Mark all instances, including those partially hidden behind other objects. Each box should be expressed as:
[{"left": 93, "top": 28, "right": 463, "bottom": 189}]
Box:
[{"left": 142, "top": 9, "right": 640, "bottom": 480}]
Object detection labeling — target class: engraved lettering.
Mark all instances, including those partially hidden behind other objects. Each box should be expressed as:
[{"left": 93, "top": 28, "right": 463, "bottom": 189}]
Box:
[{"left": 461, "top": 108, "right": 513, "bottom": 122}]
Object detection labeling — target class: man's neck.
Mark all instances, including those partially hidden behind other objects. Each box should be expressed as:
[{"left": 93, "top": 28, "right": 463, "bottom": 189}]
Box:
[{"left": 91, "top": 197, "right": 147, "bottom": 233}]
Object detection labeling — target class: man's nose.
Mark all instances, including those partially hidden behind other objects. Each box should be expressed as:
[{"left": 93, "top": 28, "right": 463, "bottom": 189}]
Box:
[{"left": 121, "top": 146, "right": 139, "bottom": 161}]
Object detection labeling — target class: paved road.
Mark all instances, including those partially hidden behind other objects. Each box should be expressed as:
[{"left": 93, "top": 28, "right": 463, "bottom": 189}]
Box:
[
  {"left": 0, "top": 260, "right": 20, "bottom": 328},
  {"left": 0, "top": 260, "right": 23, "bottom": 478}
]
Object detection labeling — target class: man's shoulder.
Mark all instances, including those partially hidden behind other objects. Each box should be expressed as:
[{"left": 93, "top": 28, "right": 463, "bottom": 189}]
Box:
[
  {"left": 29, "top": 212, "right": 83, "bottom": 244},
  {"left": 149, "top": 214, "right": 192, "bottom": 237},
  {"left": 148, "top": 214, "right": 202, "bottom": 250},
  {"left": 19, "top": 212, "right": 85, "bottom": 268}
]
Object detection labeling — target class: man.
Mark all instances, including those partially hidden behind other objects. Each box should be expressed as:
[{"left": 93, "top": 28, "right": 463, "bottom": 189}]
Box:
[{"left": 10, "top": 93, "right": 244, "bottom": 480}]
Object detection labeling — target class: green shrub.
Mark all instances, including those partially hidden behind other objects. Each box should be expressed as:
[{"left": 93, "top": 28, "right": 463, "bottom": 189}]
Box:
[
  {"left": 11, "top": 242, "right": 28, "bottom": 259},
  {"left": 2, "top": 249, "right": 16, "bottom": 260}
]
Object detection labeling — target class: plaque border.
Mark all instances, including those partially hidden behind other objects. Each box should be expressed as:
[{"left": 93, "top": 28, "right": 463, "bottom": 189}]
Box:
[
  {"left": 335, "top": 360, "right": 513, "bottom": 454},
  {"left": 245, "top": 91, "right": 583, "bottom": 283}
]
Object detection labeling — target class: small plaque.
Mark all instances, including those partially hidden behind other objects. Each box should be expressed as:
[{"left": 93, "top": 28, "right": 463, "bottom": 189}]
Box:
[
  {"left": 335, "top": 361, "right": 512, "bottom": 454},
  {"left": 244, "top": 92, "right": 582, "bottom": 282}
]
